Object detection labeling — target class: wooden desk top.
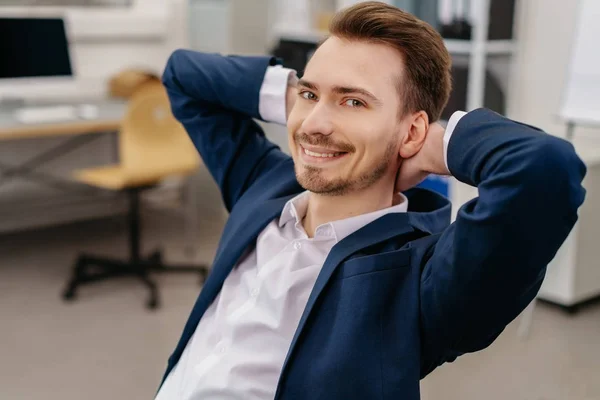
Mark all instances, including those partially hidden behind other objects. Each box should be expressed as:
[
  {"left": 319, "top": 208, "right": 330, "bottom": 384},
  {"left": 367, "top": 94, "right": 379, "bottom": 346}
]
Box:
[{"left": 0, "top": 101, "right": 126, "bottom": 141}]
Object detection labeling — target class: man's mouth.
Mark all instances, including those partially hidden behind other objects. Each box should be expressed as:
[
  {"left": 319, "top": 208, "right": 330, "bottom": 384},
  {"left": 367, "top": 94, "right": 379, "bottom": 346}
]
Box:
[
  {"left": 303, "top": 148, "right": 345, "bottom": 158},
  {"left": 299, "top": 145, "right": 349, "bottom": 163}
]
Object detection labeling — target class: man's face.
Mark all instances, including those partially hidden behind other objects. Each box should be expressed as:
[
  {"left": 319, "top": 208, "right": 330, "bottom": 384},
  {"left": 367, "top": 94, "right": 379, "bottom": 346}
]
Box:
[{"left": 287, "top": 36, "right": 410, "bottom": 196}]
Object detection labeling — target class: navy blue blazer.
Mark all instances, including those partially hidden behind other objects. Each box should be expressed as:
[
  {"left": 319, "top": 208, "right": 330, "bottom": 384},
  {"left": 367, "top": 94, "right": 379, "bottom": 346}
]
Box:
[{"left": 159, "top": 50, "right": 586, "bottom": 399}]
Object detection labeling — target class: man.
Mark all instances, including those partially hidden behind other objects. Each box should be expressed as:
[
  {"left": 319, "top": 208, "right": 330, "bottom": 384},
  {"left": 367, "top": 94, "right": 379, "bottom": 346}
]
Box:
[{"left": 156, "top": 2, "right": 586, "bottom": 399}]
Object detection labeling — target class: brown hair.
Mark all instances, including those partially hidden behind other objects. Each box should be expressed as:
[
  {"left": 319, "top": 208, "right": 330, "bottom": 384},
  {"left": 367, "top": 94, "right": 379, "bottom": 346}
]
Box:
[{"left": 328, "top": 1, "right": 452, "bottom": 121}]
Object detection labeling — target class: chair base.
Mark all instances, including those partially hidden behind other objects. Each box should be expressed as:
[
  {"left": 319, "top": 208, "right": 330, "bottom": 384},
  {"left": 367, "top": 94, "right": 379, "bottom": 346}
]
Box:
[{"left": 62, "top": 250, "right": 208, "bottom": 310}]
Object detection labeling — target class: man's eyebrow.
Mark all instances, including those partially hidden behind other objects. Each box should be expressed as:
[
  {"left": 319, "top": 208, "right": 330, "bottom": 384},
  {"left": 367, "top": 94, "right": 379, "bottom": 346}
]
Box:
[
  {"left": 298, "top": 79, "right": 382, "bottom": 105},
  {"left": 297, "top": 79, "right": 317, "bottom": 91},
  {"left": 332, "top": 85, "right": 382, "bottom": 105}
]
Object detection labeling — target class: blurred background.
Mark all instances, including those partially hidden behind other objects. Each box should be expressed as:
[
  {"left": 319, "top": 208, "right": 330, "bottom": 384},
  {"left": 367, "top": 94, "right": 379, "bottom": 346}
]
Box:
[{"left": 0, "top": 0, "right": 599, "bottom": 399}]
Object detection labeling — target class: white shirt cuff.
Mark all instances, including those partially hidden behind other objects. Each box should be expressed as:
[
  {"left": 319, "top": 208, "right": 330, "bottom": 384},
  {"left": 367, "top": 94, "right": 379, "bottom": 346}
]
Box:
[
  {"left": 443, "top": 111, "right": 467, "bottom": 171},
  {"left": 259, "top": 65, "right": 297, "bottom": 125}
]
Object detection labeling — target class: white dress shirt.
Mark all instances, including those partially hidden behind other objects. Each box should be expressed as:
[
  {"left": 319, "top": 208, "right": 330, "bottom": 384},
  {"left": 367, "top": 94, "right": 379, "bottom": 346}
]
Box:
[{"left": 156, "top": 65, "right": 464, "bottom": 400}]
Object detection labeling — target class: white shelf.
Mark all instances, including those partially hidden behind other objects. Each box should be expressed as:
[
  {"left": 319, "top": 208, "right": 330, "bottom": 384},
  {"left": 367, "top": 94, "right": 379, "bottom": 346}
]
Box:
[
  {"left": 485, "top": 39, "right": 517, "bottom": 55},
  {"left": 444, "top": 39, "right": 516, "bottom": 55}
]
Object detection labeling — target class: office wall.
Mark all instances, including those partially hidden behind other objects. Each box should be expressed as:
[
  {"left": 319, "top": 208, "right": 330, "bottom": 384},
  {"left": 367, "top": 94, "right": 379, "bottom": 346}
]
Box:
[
  {"left": 228, "top": 0, "right": 291, "bottom": 152},
  {"left": 189, "top": 0, "right": 231, "bottom": 54},
  {"left": 229, "top": 0, "right": 271, "bottom": 55},
  {"left": 508, "top": 0, "right": 600, "bottom": 140}
]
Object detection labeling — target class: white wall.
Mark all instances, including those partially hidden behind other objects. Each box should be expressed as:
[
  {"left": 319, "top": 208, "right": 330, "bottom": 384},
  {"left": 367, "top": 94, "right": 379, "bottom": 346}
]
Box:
[
  {"left": 507, "top": 0, "right": 600, "bottom": 306},
  {"left": 229, "top": 0, "right": 270, "bottom": 55},
  {"left": 189, "top": 0, "right": 232, "bottom": 54},
  {"left": 508, "top": 0, "right": 600, "bottom": 141}
]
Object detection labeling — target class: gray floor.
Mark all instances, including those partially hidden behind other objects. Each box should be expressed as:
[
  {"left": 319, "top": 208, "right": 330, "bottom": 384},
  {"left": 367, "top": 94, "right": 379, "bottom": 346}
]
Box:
[{"left": 1, "top": 205, "right": 599, "bottom": 400}]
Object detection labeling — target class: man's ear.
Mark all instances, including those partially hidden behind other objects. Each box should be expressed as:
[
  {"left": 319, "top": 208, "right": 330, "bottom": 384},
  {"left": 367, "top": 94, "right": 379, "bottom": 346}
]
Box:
[{"left": 398, "top": 111, "right": 429, "bottom": 159}]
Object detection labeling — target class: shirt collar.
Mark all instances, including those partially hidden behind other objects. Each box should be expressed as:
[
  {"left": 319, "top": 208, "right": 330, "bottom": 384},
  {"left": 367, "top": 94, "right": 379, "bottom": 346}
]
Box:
[
  {"left": 279, "top": 190, "right": 310, "bottom": 230},
  {"left": 279, "top": 191, "right": 409, "bottom": 242}
]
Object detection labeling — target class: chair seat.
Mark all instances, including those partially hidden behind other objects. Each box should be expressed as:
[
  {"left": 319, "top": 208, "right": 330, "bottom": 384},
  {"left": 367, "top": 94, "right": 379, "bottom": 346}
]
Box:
[{"left": 73, "top": 164, "right": 197, "bottom": 190}]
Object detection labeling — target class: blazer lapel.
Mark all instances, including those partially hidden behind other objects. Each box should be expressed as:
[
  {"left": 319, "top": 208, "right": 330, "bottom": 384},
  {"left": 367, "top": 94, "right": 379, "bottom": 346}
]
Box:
[
  {"left": 206, "top": 194, "right": 296, "bottom": 299},
  {"left": 166, "top": 194, "right": 295, "bottom": 374},
  {"left": 276, "top": 212, "right": 416, "bottom": 392}
]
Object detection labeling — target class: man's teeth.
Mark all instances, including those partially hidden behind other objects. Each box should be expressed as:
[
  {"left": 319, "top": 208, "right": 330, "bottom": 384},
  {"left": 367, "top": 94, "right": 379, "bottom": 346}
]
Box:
[{"left": 303, "top": 148, "right": 343, "bottom": 158}]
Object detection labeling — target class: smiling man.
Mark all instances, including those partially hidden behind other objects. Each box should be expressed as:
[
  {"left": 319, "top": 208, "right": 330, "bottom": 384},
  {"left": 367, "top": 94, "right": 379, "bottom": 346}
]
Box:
[{"left": 155, "top": 2, "right": 586, "bottom": 399}]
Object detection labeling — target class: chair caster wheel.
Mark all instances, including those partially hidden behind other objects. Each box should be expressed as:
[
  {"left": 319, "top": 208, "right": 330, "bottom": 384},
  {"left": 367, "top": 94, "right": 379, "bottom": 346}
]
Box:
[
  {"left": 148, "top": 250, "right": 163, "bottom": 264},
  {"left": 62, "top": 288, "right": 77, "bottom": 301},
  {"left": 147, "top": 297, "right": 159, "bottom": 310}
]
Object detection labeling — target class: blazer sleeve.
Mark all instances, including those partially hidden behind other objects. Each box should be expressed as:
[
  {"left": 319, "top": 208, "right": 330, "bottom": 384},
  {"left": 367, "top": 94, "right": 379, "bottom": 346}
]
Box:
[
  {"left": 161, "top": 49, "right": 291, "bottom": 211},
  {"left": 419, "top": 109, "right": 587, "bottom": 377}
]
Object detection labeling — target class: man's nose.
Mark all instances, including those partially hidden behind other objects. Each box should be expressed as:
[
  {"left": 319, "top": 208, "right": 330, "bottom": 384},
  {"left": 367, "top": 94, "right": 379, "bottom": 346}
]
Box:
[{"left": 300, "top": 103, "right": 334, "bottom": 136}]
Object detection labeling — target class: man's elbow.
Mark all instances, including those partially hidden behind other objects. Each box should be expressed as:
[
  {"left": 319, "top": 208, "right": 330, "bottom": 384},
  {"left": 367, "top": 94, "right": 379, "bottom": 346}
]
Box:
[
  {"left": 529, "top": 136, "right": 587, "bottom": 213},
  {"left": 161, "top": 48, "right": 188, "bottom": 90}
]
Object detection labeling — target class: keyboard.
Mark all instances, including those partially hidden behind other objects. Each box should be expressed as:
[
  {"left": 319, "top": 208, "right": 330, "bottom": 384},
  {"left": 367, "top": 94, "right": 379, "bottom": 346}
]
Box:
[{"left": 15, "top": 105, "right": 78, "bottom": 124}]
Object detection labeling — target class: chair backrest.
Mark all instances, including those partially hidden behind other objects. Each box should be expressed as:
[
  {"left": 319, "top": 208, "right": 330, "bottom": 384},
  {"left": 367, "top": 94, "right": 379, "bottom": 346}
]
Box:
[{"left": 119, "top": 79, "right": 200, "bottom": 179}]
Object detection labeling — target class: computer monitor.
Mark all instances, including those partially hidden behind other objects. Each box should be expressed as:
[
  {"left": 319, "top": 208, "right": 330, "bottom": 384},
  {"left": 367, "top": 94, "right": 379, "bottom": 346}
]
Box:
[{"left": 0, "top": 17, "right": 74, "bottom": 102}]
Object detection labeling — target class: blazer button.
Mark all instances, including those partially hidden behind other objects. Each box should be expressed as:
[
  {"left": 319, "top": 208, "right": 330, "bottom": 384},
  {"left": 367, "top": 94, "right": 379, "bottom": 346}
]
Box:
[{"left": 293, "top": 242, "right": 302, "bottom": 250}]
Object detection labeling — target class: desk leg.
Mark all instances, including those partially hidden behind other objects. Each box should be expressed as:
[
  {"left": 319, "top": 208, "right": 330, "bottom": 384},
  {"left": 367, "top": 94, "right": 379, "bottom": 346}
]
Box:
[{"left": 0, "top": 134, "right": 104, "bottom": 193}]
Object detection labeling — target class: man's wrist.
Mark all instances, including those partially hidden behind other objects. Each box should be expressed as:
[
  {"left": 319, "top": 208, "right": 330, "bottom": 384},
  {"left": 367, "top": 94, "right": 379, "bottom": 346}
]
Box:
[
  {"left": 259, "top": 66, "right": 297, "bottom": 125},
  {"left": 443, "top": 111, "right": 467, "bottom": 172},
  {"left": 424, "top": 122, "right": 451, "bottom": 176}
]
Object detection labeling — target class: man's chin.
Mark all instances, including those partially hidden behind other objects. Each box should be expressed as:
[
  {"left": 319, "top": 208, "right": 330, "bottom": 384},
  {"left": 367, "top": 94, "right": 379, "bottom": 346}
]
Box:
[{"left": 295, "top": 170, "right": 351, "bottom": 196}]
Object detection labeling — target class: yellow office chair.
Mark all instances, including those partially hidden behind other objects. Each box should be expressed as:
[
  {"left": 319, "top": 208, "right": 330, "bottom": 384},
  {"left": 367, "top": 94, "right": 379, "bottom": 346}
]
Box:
[{"left": 62, "top": 80, "right": 208, "bottom": 310}]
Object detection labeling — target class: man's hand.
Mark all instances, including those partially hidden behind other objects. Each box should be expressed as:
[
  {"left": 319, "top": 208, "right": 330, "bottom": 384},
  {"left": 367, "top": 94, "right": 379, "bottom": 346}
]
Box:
[{"left": 395, "top": 122, "right": 450, "bottom": 192}]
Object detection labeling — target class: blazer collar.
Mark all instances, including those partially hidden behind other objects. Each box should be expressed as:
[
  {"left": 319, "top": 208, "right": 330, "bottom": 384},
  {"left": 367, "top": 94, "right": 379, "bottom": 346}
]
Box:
[{"left": 405, "top": 187, "right": 452, "bottom": 234}]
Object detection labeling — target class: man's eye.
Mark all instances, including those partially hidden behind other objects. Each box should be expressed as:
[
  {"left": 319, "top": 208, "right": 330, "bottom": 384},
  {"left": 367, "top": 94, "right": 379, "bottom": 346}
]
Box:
[
  {"left": 301, "top": 91, "right": 317, "bottom": 101},
  {"left": 344, "top": 99, "right": 364, "bottom": 108}
]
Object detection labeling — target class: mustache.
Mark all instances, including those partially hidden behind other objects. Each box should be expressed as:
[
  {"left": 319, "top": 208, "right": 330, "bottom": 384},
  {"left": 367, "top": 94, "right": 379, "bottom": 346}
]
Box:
[{"left": 293, "top": 132, "right": 355, "bottom": 153}]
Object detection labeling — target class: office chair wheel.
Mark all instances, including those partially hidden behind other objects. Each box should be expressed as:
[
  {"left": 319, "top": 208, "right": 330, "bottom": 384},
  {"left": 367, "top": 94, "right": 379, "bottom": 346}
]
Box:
[
  {"left": 563, "top": 304, "right": 580, "bottom": 315},
  {"left": 147, "top": 297, "right": 159, "bottom": 310},
  {"left": 62, "top": 287, "right": 77, "bottom": 301},
  {"left": 147, "top": 250, "right": 163, "bottom": 264}
]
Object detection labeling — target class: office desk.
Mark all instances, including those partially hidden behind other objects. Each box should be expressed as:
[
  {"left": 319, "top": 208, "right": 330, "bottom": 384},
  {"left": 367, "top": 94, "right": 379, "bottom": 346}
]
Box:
[
  {"left": 0, "top": 101, "right": 126, "bottom": 194},
  {"left": 0, "top": 101, "right": 124, "bottom": 140},
  {"left": 0, "top": 100, "right": 200, "bottom": 257}
]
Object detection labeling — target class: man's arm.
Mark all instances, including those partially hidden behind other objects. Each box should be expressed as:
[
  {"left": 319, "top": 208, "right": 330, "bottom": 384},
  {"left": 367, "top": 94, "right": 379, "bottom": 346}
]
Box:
[
  {"left": 161, "top": 50, "right": 293, "bottom": 211},
  {"left": 417, "top": 109, "right": 586, "bottom": 376}
]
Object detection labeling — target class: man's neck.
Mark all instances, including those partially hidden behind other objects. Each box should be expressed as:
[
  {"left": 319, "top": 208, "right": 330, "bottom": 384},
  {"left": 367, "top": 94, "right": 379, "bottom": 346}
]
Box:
[{"left": 302, "top": 179, "right": 398, "bottom": 238}]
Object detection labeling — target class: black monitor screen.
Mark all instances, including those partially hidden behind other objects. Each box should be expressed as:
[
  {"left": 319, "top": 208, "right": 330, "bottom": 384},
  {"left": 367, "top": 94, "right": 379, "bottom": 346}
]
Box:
[{"left": 0, "top": 17, "right": 73, "bottom": 79}]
